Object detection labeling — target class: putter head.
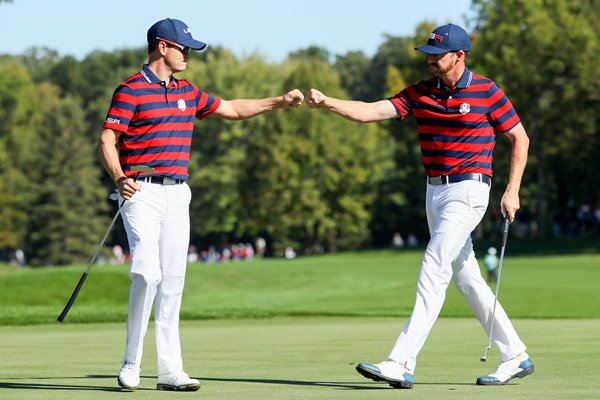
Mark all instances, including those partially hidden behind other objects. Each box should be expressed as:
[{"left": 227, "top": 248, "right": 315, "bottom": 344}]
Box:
[
  {"left": 480, "top": 345, "right": 491, "bottom": 362},
  {"left": 130, "top": 165, "right": 155, "bottom": 174}
]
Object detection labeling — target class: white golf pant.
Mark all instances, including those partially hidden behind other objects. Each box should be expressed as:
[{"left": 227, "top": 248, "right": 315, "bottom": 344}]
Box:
[
  {"left": 388, "top": 180, "right": 526, "bottom": 371},
  {"left": 121, "top": 181, "right": 191, "bottom": 376}
]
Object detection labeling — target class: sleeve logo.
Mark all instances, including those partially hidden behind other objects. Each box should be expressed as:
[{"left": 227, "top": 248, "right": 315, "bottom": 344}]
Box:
[{"left": 106, "top": 117, "right": 121, "bottom": 124}]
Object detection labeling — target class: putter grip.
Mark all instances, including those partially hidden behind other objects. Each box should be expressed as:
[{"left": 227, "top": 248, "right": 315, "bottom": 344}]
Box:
[
  {"left": 56, "top": 272, "right": 88, "bottom": 324},
  {"left": 501, "top": 218, "right": 510, "bottom": 247}
]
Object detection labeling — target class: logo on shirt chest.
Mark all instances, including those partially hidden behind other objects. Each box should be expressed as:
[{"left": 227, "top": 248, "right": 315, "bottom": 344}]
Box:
[
  {"left": 177, "top": 99, "right": 187, "bottom": 112},
  {"left": 459, "top": 102, "right": 471, "bottom": 115}
]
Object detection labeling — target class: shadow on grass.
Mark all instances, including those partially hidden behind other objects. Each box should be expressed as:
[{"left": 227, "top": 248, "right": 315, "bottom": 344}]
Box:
[
  {"left": 202, "top": 376, "right": 391, "bottom": 390},
  {"left": 0, "top": 375, "right": 479, "bottom": 392},
  {"left": 0, "top": 375, "right": 158, "bottom": 392},
  {"left": 0, "top": 381, "right": 128, "bottom": 392},
  {"left": 201, "top": 376, "right": 478, "bottom": 389}
]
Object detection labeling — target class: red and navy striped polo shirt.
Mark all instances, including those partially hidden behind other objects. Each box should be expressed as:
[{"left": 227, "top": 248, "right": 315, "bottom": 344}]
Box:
[
  {"left": 103, "top": 64, "right": 221, "bottom": 181},
  {"left": 388, "top": 67, "right": 520, "bottom": 177}
]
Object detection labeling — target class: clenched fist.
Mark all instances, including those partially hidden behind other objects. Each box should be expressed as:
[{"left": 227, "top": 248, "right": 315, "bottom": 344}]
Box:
[
  {"left": 280, "top": 89, "right": 304, "bottom": 108},
  {"left": 305, "top": 88, "right": 327, "bottom": 108}
]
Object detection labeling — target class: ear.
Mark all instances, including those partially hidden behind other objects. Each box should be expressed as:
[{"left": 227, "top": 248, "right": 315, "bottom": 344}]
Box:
[{"left": 158, "top": 41, "right": 169, "bottom": 56}]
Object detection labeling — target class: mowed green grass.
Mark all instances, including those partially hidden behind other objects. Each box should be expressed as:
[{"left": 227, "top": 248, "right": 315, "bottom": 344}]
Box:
[
  {"left": 1, "top": 250, "right": 599, "bottom": 399},
  {"left": 0, "top": 250, "right": 599, "bottom": 325},
  {"left": 0, "top": 317, "right": 598, "bottom": 400}
]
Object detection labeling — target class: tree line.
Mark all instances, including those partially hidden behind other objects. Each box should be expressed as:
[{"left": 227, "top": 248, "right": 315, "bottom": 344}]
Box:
[{"left": 0, "top": 0, "right": 598, "bottom": 266}]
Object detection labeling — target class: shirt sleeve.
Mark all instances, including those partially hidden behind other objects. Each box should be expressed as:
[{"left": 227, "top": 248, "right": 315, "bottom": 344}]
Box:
[
  {"left": 387, "top": 89, "right": 412, "bottom": 120},
  {"left": 103, "top": 84, "right": 135, "bottom": 133},
  {"left": 195, "top": 89, "right": 221, "bottom": 120},
  {"left": 488, "top": 83, "right": 520, "bottom": 133}
]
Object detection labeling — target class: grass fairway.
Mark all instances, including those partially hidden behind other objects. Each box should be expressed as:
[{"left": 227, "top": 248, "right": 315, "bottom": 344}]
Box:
[
  {"left": 1, "top": 250, "right": 598, "bottom": 398},
  {"left": 0, "top": 317, "right": 599, "bottom": 400},
  {"left": 1, "top": 250, "right": 599, "bottom": 324}
]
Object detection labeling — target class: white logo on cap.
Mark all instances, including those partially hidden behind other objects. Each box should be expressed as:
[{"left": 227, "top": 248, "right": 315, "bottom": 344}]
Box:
[
  {"left": 178, "top": 99, "right": 187, "bottom": 112},
  {"left": 459, "top": 103, "right": 471, "bottom": 115},
  {"left": 184, "top": 28, "right": 191, "bottom": 33}
]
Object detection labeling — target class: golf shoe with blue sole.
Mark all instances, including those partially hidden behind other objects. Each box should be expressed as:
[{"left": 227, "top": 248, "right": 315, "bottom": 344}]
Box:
[
  {"left": 356, "top": 360, "right": 414, "bottom": 389},
  {"left": 477, "top": 353, "right": 535, "bottom": 385}
]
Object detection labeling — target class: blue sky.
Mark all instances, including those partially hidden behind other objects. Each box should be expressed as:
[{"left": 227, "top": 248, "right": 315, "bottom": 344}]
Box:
[{"left": 1, "top": 0, "right": 475, "bottom": 61}]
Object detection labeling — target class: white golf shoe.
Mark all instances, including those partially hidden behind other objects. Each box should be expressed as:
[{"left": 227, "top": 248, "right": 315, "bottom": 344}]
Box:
[
  {"left": 356, "top": 360, "right": 414, "bottom": 389},
  {"left": 477, "top": 352, "right": 535, "bottom": 385},
  {"left": 157, "top": 371, "right": 200, "bottom": 391},
  {"left": 117, "top": 360, "right": 140, "bottom": 390}
]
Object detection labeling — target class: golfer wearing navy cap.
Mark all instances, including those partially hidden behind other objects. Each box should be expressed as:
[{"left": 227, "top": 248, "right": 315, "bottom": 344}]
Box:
[
  {"left": 306, "top": 24, "right": 534, "bottom": 388},
  {"left": 99, "top": 18, "right": 303, "bottom": 391}
]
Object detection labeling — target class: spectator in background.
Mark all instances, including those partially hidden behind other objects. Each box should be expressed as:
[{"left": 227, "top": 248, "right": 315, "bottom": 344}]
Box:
[
  {"left": 392, "top": 232, "right": 405, "bottom": 249},
  {"left": 255, "top": 237, "right": 266, "bottom": 258},
  {"left": 245, "top": 243, "right": 255, "bottom": 261},
  {"left": 187, "top": 245, "right": 198, "bottom": 263},
  {"left": 483, "top": 247, "right": 498, "bottom": 283},
  {"left": 112, "top": 244, "right": 125, "bottom": 264},
  {"left": 407, "top": 234, "right": 418, "bottom": 247},
  {"left": 15, "top": 248, "right": 26, "bottom": 268},
  {"left": 284, "top": 247, "right": 296, "bottom": 259}
]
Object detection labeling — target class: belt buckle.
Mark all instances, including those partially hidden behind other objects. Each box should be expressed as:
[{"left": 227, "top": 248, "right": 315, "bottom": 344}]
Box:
[
  {"left": 162, "top": 177, "right": 176, "bottom": 185},
  {"left": 429, "top": 176, "right": 443, "bottom": 185}
]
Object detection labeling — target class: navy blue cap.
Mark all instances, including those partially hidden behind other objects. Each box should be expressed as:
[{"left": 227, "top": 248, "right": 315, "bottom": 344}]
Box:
[
  {"left": 415, "top": 24, "right": 472, "bottom": 54},
  {"left": 147, "top": 18, "right": 207, "bottom": 50}
]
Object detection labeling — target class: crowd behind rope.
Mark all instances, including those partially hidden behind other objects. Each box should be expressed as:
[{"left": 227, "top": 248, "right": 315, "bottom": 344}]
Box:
[{"left": 3, "top": 204, "right": 599, "bottom": 268}]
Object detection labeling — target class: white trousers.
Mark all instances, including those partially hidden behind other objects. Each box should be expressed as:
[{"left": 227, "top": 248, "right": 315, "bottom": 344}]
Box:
[
  {"left": 388, "top": 180, "right": 526, "bottom": 371},
  {"left": 121, "top": 182, "right": 192, "bottom": 376}
]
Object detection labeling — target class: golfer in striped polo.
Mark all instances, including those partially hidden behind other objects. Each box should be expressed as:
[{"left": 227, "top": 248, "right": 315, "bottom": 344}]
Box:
[
  {"left": 306, "top": 23, "right": 534, "bottom": 389},
  {"left": 99, "top": 18, "right": 303, "bottom": 392}
]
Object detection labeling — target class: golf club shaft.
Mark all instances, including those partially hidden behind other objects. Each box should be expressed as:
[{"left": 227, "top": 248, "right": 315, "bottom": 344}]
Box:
[
  {"left": 482, "top": 217, "right": 510, "bottom": 359},
  {"left": 56, "top": 201, "right": 126, "bottom": 324},
  {"left": 56, "top": 171, "right": 144, "bottom": 324}
]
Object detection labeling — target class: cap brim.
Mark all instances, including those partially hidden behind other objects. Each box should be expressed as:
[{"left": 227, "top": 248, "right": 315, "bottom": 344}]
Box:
[
  {"left": 415, "top": 45, "right": 450, "bottom": 55},
  {"left": 180, "top": 38, "right": 207, "bottom": 51}
]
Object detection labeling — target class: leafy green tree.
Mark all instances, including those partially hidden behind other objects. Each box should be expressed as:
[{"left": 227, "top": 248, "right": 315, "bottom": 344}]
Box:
[
  {"left": 181, "top": 50, "right": 283, "bottom": 245},
  {"left": 334, "top": 51, "right": 371, "bottom": 100},
  {"left": 240, "top": 56, "right": 395, "bottom": 252},
  {"left": 25, "top": 94, "right": 108, "bottom": 266},
  {"left": 0, "top": 59, "right": 38, "bottom": 250},
  {"left": 358, "top": 28, "right": 438, "bottom": 244},
  {"left": 0, "top": 141, "right": 21, "bottom": 249},
  {"left": 288, "top": 46, "right": 331, "bottom": 64},
  {"left": 471, "top": 0, "right": 600, "bottom": 236}
]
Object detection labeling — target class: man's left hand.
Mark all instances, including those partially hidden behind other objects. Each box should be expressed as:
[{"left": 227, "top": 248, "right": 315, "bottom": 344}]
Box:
[{"left": 500, "top": 190, "right": 520, "bottom": 223}]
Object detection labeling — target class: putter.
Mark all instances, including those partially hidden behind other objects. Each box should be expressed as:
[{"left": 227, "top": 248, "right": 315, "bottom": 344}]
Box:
[
  {"left": 56, "top": 165, "right": 154, "bottom": 324},
  {"left": 480, "top": 216, "right": 510, "bottom": 362}
]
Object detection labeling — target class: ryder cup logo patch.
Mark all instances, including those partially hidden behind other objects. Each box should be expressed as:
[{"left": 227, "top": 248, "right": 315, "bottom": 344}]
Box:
[
  {"left": 459, "top": 102, "right": 471, "bottom": 115},
  {"left": 429, "top": 33, "right": 444, "bottom": 42},
  {"left": 177, "top": 99, "right": 187, "bottom": 112}
]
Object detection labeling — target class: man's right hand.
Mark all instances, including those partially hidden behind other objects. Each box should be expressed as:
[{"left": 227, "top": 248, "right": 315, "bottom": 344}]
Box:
[{"left": 118, "top": 177, "right": 141, "bottom": 200}]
